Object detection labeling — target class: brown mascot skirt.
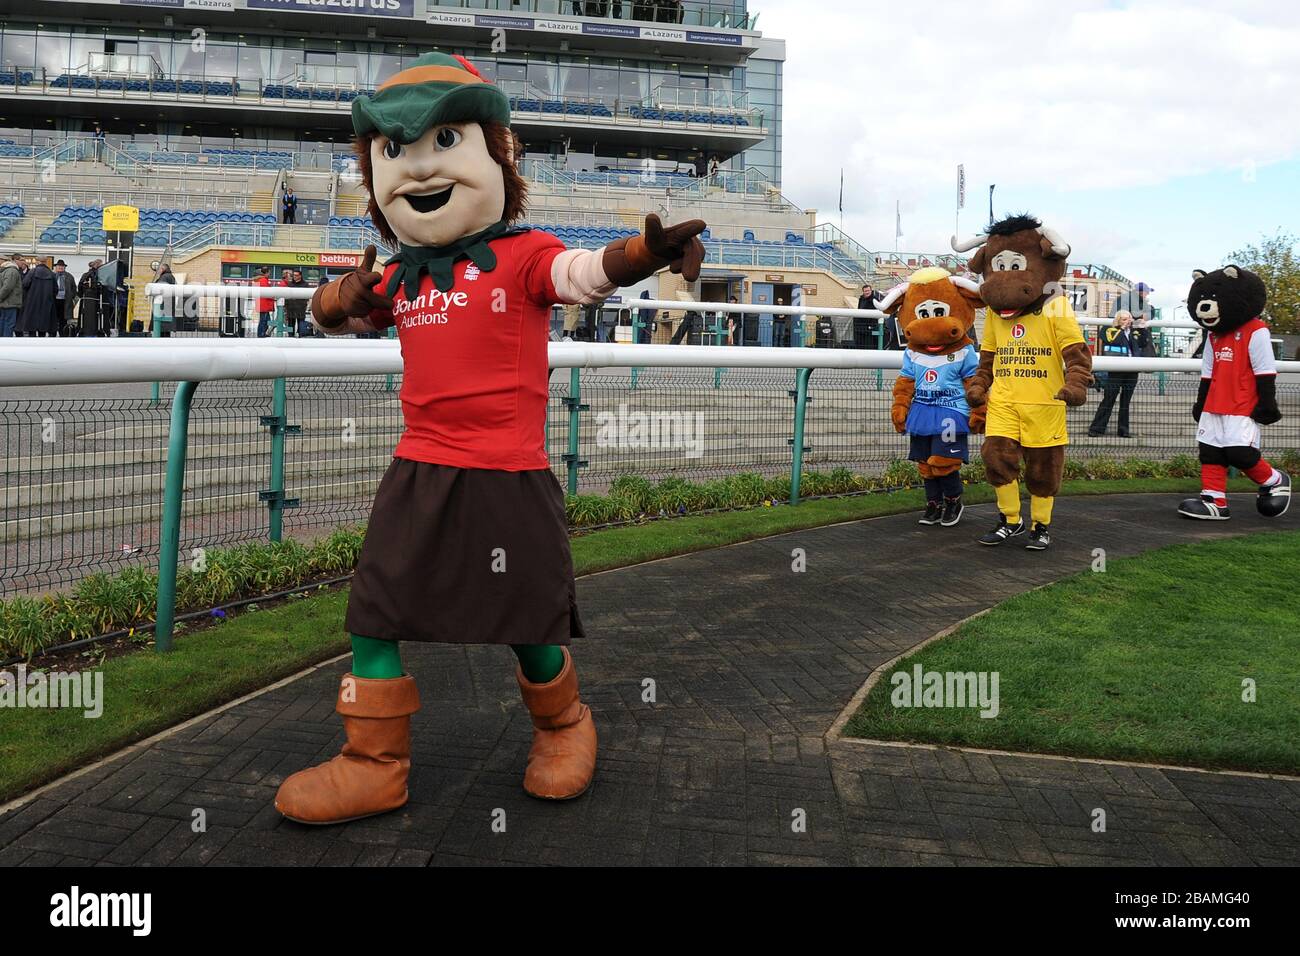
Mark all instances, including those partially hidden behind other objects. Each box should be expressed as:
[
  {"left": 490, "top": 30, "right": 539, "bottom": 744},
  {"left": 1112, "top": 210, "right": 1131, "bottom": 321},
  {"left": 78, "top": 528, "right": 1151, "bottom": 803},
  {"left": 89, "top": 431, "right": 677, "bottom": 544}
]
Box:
[{"left": 345, "top": 459, "right": 584, "bottom": 646}]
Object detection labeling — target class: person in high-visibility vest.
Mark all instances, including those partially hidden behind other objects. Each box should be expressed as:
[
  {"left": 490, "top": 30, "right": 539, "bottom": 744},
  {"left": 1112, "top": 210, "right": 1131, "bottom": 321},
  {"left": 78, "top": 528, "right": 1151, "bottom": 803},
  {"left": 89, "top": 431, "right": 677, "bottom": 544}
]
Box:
[{"left": 1088, "top": 310, "right": 1139, "bottom": 437}]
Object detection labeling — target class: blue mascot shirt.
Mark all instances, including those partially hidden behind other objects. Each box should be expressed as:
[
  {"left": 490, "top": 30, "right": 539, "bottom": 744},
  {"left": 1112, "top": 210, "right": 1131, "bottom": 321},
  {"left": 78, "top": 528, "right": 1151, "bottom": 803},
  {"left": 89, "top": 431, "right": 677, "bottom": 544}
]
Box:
[{"left": 900, "top": 344, "right": 980, "bottom": 434}]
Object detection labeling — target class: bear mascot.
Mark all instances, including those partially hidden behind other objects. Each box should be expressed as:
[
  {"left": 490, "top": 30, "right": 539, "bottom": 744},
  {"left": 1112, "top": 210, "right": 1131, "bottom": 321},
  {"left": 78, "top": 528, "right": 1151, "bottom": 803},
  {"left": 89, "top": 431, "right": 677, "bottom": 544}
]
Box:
[
  {"left": 952, "top": 215, "right": 1093, "bottom": 551},
  {"left": 274, "top": 51, "right": 707, "bottom": 823},
  {"left": 1177, "top": 265, "right": 1290, "bottom": 520},
  {"left": 881, "top": 266, "right": 985, "bottom": 528}
]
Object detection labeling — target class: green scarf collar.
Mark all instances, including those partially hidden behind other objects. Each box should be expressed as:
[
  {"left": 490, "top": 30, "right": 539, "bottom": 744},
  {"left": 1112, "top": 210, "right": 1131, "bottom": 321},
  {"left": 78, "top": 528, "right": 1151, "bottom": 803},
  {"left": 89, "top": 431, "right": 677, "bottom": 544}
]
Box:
[{"left": 385, "top": 220, "right": 516, "bottom": 299}]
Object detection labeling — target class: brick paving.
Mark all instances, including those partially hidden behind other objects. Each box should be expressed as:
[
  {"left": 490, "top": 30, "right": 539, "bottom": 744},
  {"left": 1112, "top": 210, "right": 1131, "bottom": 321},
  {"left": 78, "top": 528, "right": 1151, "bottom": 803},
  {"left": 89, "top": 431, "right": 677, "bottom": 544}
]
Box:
[{"left": 2, "top": 493, "right": 1297, "bottom": 867}]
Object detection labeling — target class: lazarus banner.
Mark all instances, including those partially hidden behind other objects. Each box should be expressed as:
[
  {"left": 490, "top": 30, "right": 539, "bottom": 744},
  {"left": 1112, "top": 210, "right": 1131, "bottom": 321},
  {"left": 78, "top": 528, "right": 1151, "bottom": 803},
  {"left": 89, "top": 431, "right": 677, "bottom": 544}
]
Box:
[{"left": 247, "top": 0, "right": 414, "bottom": 17}]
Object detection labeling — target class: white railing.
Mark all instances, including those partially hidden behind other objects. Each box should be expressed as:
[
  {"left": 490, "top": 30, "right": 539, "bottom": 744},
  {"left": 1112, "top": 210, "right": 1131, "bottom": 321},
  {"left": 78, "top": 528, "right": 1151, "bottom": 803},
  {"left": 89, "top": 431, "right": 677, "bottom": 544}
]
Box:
[{"left": 5, "top": 337, "right": 1271, "bottom": 388}]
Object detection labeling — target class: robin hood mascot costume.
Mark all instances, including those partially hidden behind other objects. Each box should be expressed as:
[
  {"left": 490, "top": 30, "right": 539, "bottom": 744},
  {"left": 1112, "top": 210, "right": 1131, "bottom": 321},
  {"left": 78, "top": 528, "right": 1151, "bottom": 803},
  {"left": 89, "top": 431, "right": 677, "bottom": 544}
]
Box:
[
  {"left": 952, "top": 215, "right": 1093, "bottom": 551},
  {"left": 275, "top": 51, "right": 706, "bottom": 823}
]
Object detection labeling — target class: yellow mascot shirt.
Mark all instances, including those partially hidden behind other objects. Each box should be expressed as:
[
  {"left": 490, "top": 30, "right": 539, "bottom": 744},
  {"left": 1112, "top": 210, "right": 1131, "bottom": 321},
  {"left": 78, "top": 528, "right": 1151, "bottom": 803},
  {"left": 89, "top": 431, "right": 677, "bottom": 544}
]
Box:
[{"left": 982, "top": 296, "right": 1086, "bottom": 406}]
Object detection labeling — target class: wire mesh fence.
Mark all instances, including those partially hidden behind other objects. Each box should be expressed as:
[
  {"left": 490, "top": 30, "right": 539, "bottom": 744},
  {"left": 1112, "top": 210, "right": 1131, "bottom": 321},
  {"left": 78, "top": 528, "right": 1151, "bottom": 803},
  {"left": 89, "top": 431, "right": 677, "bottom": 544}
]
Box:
[{"left": 3, "top": 368, "right": 1298, "bottom": 597}]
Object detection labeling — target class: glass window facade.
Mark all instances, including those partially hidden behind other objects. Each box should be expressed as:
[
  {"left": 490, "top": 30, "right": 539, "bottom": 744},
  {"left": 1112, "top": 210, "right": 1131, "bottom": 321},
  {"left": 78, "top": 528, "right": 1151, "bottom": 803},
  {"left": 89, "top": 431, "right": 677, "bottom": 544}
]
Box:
[{"left": 0, "top": 16, "right": 781, "bottom": 186}]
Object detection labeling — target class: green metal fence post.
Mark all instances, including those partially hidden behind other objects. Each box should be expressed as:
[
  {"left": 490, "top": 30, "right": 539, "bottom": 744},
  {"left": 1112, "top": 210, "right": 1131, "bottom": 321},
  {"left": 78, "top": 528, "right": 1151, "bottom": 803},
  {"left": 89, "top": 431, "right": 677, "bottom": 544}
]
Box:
[
  {"left": 563, "top": 367, "right": 588, "bottom": 495},
  {"left": 260, "top": 377, "right": 300, "bottom": 543},
  {"left": 155, "top": 380, "right": 198, "bottom": 652},
  {"left": 874, "top": 325, "right": 884, "bottom": 390},
  {"left": 384, "top": 324, "right": 398, "bottom": 391},
  {"left": 789, "top": 367, "right": 813, "bottom": 504},
  {"left": 150, "top": 301, "right": 163, "bottom": 406}
]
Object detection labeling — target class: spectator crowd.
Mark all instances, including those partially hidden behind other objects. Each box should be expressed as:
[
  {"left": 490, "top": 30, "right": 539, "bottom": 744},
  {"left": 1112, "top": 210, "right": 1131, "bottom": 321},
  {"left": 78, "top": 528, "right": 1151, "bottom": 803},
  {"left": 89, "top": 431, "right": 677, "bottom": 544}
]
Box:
[{"left": 0, "top": 253, "right": 129, "bottom": 337}]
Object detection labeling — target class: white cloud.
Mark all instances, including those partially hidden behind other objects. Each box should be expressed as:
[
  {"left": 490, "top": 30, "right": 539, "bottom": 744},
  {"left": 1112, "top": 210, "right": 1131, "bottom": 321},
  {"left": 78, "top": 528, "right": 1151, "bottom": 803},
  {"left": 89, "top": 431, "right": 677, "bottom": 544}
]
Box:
[{"left": 761, "top": 0, "right": 1300, "bottom": 308}]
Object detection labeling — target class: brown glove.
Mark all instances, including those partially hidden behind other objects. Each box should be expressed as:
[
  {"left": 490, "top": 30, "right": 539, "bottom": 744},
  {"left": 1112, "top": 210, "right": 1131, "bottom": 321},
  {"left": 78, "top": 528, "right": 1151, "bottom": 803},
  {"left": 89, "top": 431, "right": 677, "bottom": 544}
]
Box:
[
  {"left": 1054, "top": 342, "right": 1094, "bottom": 407},
  {"left": 891, "top": 376, "right": 914, "bottom": 433},
  {"left": 964, "top": 350, "right": 995, "bottom": 406},
  {"left": 310, "top": 244, "right": 393, "bottom": 330},
  {"left": 968, "top": 404, "right": 987, "bottom": 434},
  {"left": 602, "top": 213, "right": 707, "bottom": 287}
]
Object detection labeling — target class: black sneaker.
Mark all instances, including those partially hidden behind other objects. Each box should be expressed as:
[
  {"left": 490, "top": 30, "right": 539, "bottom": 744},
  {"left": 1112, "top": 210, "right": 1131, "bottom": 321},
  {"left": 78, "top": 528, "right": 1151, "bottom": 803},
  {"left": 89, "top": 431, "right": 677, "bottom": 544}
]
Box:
[
  {"left": 1257, "top": 471, "right": 1291, "bottom": 518},
  {"left": 1087, "top": 429, "right": 1104, "bottom": 437},
  {"left": 1178, "top": 495, "right": 1230, "bottom": 520},
  {"left": 940, "top": 496, "right": 964, "bottom": 527},
  {"left": 918, "top": 501, "right": 943, "bottom": 525},
  {"left": 979, "top": 515, "right": 1026, "bottom": 545},
  {"left": 1025, "top": 522, "right": 1051, "bottom": 550}
]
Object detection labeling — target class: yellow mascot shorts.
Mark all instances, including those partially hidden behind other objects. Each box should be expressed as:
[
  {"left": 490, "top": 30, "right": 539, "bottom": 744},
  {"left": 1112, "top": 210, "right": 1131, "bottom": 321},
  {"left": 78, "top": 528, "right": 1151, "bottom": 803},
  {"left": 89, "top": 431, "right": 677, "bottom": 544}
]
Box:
[{"left": 985, "top": 402, "right": 1069, "bottom": 448}]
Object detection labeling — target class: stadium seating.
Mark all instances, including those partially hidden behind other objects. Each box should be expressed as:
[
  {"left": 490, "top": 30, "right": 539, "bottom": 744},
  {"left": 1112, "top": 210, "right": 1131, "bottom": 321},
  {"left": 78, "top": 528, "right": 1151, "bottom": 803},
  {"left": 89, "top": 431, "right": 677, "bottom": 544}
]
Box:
[
  {"left": 121, "top": 144, "right": 295, "bottom": 169},
  {"left": 324, "top": 216, "right": 853, "bottom": 277},
  {"left": 41, "top": 205, "right": 274, "bottom": 246},
  {"left": 629, "top": 105, "right": 750, "bottom": 126},
  {"left": 508, "top": 96, "right": 614, "bottom": 119},
  {"left": 0, "top": 72, "right": 35, "bottom": 86},
  {"left": 262, "top": 83, "right": 366, "bottom": 103},
  {"left": 50, "top": 74, "right": 238, "bottom": 96},
  {"left": 0, "top": 203, "right": 25, "bottom": 241}
]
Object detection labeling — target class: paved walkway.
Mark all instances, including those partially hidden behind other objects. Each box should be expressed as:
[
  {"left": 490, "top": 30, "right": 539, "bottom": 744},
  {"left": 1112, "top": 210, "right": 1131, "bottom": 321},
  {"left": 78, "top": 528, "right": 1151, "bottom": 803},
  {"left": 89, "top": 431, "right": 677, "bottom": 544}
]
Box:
[{"left": 2, "top": 494, "right": 1297, "bottom": 866}]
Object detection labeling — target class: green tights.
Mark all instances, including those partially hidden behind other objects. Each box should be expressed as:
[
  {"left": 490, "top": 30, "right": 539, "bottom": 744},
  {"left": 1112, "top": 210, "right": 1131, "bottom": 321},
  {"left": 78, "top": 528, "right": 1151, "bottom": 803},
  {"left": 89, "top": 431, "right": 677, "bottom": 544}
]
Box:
[{"left": 350, "top": 634, "right": 564, "bottom": 684}]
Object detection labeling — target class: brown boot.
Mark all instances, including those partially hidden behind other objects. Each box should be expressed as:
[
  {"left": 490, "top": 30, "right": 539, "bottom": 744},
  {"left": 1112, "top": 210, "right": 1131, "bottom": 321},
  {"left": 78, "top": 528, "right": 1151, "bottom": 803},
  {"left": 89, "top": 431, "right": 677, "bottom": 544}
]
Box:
[
  {"left": 516, "top": 648, "right": 597, "bottom": 800},
  {"left": 275, "top": 673, "right": 419, "bottom": 824}
]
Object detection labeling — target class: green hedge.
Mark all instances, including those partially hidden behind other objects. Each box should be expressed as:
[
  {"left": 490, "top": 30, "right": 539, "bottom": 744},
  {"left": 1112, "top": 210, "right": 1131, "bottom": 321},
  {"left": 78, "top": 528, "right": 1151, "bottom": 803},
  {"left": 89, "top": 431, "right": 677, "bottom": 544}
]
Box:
[{"left": 3, "top": 452, "right": 1297, "bottom": 661}]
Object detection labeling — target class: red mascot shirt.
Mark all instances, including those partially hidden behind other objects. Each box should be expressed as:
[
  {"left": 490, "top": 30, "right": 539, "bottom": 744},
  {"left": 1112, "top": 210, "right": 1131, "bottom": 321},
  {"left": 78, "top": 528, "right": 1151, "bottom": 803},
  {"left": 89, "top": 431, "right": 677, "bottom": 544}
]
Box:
[
  {"left": 1201, "top": 317, "right": 1276, "bottom": 417},
  {"left": 368, "top": 229, "right": 565, "bottom": 471}
]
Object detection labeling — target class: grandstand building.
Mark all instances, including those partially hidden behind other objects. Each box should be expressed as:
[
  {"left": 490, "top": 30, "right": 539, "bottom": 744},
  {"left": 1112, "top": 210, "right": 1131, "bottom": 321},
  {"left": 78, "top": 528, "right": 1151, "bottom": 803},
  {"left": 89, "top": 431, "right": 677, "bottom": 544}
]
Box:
[{"left": 0, "top": 1, "right": 1133, "bottom": 343}]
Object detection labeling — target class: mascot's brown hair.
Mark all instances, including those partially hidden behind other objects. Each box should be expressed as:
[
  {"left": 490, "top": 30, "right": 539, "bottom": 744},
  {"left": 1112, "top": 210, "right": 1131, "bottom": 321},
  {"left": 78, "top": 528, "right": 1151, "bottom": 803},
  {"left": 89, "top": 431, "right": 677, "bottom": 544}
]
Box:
[{"left": 952, "top": 214, "right": 1092, "bottom": 550}]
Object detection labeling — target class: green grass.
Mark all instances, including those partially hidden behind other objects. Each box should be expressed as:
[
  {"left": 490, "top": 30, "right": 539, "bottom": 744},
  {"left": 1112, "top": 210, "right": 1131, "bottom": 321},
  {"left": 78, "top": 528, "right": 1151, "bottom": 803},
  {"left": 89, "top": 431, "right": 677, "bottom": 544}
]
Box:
[
  {"left": 844, "top": 532, "right": 1300, "bottom": 775},
  {"left": 0, "top": 477, "right": 1261, "bottom": 804},
  {"left": 0, "top": 590, "right": 351, "bottom": 805}
]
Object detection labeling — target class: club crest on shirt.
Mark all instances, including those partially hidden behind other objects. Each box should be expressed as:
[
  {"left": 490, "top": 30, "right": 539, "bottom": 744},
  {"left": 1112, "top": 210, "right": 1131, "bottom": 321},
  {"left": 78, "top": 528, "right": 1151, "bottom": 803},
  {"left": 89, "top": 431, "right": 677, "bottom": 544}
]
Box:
[
  {"left": 464, "top": 264, "right": 481, "bottom": 282},
  {"left": 1215, "top": 347, "right": 1234, "bottom": 363}
]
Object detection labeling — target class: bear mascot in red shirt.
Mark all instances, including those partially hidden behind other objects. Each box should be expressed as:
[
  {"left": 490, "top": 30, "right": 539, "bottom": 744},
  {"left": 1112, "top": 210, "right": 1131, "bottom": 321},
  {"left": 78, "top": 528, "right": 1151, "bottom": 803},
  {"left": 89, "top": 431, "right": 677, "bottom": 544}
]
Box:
[{"left": 1178, "top": 264, "right": 1290, "bottom": 521}]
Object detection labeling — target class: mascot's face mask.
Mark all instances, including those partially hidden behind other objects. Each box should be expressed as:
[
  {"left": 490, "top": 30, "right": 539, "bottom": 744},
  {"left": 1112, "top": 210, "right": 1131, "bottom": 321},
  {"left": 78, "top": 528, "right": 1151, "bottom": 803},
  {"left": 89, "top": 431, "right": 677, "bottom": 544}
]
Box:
[
  {"left": 1187, "top": 265, "right": 1267, "bottom": 334},
  {"left": 372, "top": 122, "right": 506, "bottom": 248},
  {"left": 954, "top": 217, "right": 1070, "bottom": 318},
  {"left": 880, "top": 268, "right": 982, "bottom": 354}
]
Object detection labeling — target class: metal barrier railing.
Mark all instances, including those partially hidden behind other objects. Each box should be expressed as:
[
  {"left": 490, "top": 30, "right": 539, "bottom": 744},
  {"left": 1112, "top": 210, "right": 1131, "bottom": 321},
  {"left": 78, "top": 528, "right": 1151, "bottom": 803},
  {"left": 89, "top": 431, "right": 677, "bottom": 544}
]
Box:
[{"left": 4, "top": 296, "right": 1298, "bottom": 648}]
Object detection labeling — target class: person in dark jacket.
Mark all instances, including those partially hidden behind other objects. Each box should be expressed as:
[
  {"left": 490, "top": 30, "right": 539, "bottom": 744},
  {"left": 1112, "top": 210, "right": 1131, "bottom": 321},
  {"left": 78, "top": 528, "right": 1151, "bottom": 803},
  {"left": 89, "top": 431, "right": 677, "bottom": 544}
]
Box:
[
  {"left": 152, "top": 263, "right": 177, "bottom": 337},
  {"left": 1089, "top": 310, "right": 1139, "bottom": 437},
  {"left": 282, "top": 268, "right": 309, "bottom": 336},
  {"left": 0, "top": 254, "right": 22, "bottom": 337},
  {"left": 52, "top": 260, "right": 77, "bottom": 334},
  {"left": 76, "top": 260, "right": 103, "bottom": 337},
  {"left": 856, "top": 282, "right": 883, "bottom": 348},
  {"left": 18, "top": 259, "right": 57, "bottom": 336},
  {"left": 282, "top": 186, "right": 298, "bottom": 225},
  {"left": 1112, "top": 281, "right": 1157, "bottom": 324}
]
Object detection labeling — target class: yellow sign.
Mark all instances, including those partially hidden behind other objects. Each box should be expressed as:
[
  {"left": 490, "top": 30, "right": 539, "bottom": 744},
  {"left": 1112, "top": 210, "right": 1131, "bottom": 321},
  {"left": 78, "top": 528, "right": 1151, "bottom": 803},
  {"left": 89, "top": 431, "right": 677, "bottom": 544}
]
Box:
[{"left": 102, "top": 204, "right": 140, "bottom": 232}]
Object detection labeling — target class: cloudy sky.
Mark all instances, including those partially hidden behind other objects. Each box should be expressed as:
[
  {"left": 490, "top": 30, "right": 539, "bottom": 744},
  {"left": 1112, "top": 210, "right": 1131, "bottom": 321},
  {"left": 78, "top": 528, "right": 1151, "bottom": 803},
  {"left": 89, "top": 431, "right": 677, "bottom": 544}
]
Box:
[{"left": 757, "top": 0, "right": 1300, "bottom": 315}]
